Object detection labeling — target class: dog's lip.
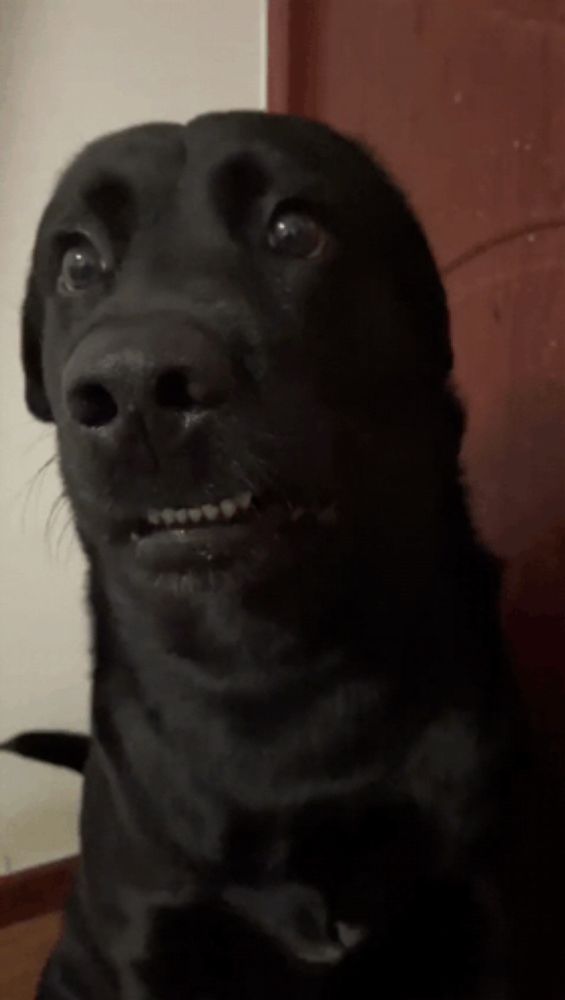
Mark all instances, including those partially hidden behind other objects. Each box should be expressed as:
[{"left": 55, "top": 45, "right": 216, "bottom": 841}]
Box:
[{"left": 124, "top": 495, "right": 338, "bottom": 572}]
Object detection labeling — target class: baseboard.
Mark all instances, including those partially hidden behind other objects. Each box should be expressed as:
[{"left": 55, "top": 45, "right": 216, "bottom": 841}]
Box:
[{"left": 0, "top": 857, "right": 78, "bottom": 928}]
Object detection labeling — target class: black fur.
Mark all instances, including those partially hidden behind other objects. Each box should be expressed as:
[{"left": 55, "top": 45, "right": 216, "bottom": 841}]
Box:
[{"left": 19, "top": 111, "right": 529, "bottom": 999}]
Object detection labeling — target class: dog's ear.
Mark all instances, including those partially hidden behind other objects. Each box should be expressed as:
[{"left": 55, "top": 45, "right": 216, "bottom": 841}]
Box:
[
  {"left": 21, "top": 269, "right": 53, "bottom": 422},
  {"left": 393, "top": 205, "right": 453, "bottom": 380}
]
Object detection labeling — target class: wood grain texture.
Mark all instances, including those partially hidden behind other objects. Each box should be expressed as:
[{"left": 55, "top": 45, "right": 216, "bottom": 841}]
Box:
[{"left": 0, "top": 912, "right": 60, "bottom": 1000}]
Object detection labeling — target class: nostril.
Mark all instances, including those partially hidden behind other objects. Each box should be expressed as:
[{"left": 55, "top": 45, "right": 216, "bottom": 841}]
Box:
[
  {"left": 154, "top": 368, "right": 194, "bottom": 412},
  {"left": 67, "top": 382, "right": 118, "bottom": 428}
]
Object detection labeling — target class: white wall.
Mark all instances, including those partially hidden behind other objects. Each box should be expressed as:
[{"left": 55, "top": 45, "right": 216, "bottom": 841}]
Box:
[{"left": 0, "top": 0, "right": 265, "bottom": 872}]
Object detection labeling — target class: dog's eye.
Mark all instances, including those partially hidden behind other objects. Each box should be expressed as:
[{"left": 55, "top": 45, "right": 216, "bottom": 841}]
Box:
[
  {"left": 267, "top": 210, "right": 328, "bottom": 259},
  {"left": 58, "top": 243, "right": 105, "bottom": 294}
]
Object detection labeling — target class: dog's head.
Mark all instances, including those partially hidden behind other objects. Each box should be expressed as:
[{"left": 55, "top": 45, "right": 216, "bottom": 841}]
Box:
[{"left": 22, "top": 112, "right": 458, "bottom": 594}]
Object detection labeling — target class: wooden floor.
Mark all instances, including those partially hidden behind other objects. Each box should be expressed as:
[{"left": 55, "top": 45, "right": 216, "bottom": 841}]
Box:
[{"left": 0, "top": 913, "right": 61, "bottom": 1000}]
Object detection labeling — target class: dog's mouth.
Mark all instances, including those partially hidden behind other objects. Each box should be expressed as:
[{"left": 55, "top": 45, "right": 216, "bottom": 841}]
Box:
[
  {"left": 126, "top": 490, "right": 338, "bottom": 571},
  {"left": 133, "top": 492, "right": 337, "bottom": 537}
]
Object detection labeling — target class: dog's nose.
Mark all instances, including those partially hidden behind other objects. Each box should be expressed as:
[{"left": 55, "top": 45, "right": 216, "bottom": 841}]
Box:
[
  {"left": 67, "top": 365, "right": 212, "bottom": 428},
  {"left": 63, "top": 327, "right": 233, "bottom": 441}
]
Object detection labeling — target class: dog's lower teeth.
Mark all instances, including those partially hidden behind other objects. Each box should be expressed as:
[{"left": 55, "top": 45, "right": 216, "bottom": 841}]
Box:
[
  {"left": 202, "top": 504, "right": 219, "bottom": 522},
  {"left": 188, "top": 508, "right": 202, "bottom": 524}
]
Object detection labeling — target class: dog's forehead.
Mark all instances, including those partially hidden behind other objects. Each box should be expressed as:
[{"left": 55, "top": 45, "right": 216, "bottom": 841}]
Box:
[
  {"left": 47, "top": 112, "right": 378, "bottom": 220},
  {"left": 183, "top": 111, "right": 365, "bottom": 172},
  {"left": 48, "top": 122, "right": 185, "bottom": 211}
]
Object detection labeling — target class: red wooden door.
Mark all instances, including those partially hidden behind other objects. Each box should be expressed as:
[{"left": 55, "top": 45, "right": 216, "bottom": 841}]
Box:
[{"left": 269, "top": 0, "right": 565, "bottom": 745}]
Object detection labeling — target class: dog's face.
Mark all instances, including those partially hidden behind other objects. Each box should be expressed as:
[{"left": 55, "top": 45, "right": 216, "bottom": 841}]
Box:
[{"left": 22, "top": 112, "right": 454, "bottom": 593}]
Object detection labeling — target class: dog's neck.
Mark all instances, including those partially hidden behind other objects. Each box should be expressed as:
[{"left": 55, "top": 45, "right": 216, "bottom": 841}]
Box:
[{"left": 90, "top": 546, "right": 378, "bottom": 691}]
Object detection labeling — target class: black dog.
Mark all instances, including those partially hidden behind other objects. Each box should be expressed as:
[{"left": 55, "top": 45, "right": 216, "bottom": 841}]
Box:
[{"left": 19, "top": 111, "right": 528, "bottom": 999}]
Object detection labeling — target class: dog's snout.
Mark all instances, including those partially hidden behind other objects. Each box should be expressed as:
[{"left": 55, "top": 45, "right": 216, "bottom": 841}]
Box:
[{"left": 63, "top": 324, "right": 233, "bottom": 443}]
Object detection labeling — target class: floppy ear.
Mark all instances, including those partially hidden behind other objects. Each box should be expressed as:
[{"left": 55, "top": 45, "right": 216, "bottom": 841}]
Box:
[
  {"left": 393, "top": 204, "right": 454, "bottom": 380},
  {"left": 21, "top": 269, "right": 53, "bottom": 421}
]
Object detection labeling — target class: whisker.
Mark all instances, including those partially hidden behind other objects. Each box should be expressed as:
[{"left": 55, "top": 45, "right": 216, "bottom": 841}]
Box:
[
  {"left": 55, "top": 510, "right": 77, "bottom": 564},
  {"left": 45, "top": 492, "right": 69, "bottom": 556},
  {"left": 22, "top": 430, "right": 54, "bottom": 458},
  {"left": 18, "top": 454, "right": 58, "bottom": 530}
]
